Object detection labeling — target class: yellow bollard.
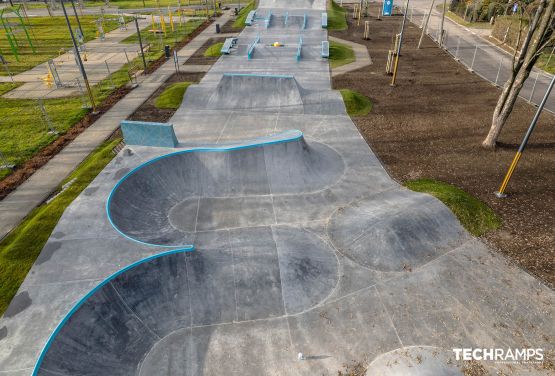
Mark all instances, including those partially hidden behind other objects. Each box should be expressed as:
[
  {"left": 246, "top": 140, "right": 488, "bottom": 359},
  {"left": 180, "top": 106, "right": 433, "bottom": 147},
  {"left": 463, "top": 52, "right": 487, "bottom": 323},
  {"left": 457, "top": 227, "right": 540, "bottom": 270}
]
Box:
[
  {"left": 160, "top": 12, "right": 167, "bottom": 35},
  {"left": 169, "top": 7, "right": 175, "bottom": 32},
  {"left": 151, "top": 14, "right": 157, "bottom": 31}
]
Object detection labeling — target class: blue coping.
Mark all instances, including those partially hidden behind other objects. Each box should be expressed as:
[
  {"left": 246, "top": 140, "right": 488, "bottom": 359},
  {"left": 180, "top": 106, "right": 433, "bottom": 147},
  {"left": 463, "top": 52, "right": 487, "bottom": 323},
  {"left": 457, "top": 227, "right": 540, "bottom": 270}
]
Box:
[
  {"left": 321, "top": 12, "right": 328, "bottom": 28},
  {"left": 223, "top": 72, "right": 294, "bottom": 79},
  {"left": 321, "top": 40, "right": 330, "bottom": 58},
  {"left": 284, "top": 11, "right": 288, "bottom": 25},
  {"left": 296, "top": 36, "right": 303, "bottom": 62},
  {"left": 264, "top": 10, "right": 272, "bottom": 28},
  {"left": 31, "top": 247, "right": 195, "bottom": 376},
  {"left": 121, "top": 120, "right": 178, "bottom": 148},
  {"left": 302, "top": 13, "right": 307, "bottom": 29},
  {"left": 247, "top": 34, "right": 260, "bottom": 60},
  {"left": 106, "top": 130, "right": 304, "bottom": 248}
]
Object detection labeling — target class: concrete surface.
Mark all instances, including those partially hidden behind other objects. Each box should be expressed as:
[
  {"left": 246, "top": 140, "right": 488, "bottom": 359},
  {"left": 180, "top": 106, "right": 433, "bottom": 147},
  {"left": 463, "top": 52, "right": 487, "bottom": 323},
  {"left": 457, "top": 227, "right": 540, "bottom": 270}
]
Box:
[
  {"left": 0, "top": 11, "right": 234, "bottom": 242},
  {"left": 0, "top": 1, "right": 554, "bottom": 375},
  {"left": 328, "top": 35, "right": 372, "bottom": 77}
]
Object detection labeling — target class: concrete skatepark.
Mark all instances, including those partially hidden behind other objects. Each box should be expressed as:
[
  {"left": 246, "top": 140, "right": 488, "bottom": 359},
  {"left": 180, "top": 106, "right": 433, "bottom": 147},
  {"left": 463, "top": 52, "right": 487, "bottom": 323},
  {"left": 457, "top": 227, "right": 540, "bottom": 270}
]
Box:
[{"left": 1, "top": 0, "right": 554, "bottom": 375}]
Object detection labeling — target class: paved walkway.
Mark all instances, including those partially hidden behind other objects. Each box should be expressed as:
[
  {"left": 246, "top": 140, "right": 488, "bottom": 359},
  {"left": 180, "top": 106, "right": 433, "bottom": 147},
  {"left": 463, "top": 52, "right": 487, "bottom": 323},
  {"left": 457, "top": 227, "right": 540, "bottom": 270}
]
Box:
[
  {"left": 0, "top": 10, "right": 235, "bottom": 241},
  {"left": 328, "top": 35, "right": 372, "bottom": 76}
]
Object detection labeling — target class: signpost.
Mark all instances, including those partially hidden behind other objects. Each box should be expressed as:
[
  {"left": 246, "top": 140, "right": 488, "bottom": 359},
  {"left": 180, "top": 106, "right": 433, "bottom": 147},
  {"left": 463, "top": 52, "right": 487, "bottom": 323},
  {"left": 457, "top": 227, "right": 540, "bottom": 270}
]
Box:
[{"left": 383, "top": 0, "right": 393, "bottom": 16}]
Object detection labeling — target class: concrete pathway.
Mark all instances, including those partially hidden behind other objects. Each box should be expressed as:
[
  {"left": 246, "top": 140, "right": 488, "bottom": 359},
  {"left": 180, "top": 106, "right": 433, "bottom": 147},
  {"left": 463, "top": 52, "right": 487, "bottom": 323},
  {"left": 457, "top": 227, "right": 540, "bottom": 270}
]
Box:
[
  {"left": 328, "top": 35, "right": 372, "bottom": 76},
  {"left": 0, "top": 10, "right": 234, "bottom": 241}
]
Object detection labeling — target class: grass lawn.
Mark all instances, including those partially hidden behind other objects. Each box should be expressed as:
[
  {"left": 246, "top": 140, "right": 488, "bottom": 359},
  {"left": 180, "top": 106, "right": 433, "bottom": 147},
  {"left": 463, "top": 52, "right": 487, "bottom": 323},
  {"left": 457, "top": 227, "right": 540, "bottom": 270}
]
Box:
[
  {"left": 329, "top": 40, "right": 355, "bottom": 68},
  {"left": 443, "top": 10, "right": 493, "bottom": 29},
  {"left": 0, "top": 15, "right": 124, "bottom": 75},
  {"left": 327, "top": 0, "right": 347, "bottom": 31},
  {"left": 0, "top": 137, "right": 121, "bottom": 316},
  {"left": 339, "top": 89, "right": 372, "bottom": 116},
  {"left": 232, "top": 1, "right": 255, "bottom": 29},
  {"left": 155, "top": 81, "right": 191, "bottom": 109},
  {"left": 122, "top": 19, "right": 204, "bottom": 62},
  {"left": 405, "top": 179, "right": 501, "bottom": 236},
  {"left": 204, "top": 41, "right": 223, "bottom": 57},
  {"left": 535, "top": 50, "right": 555, "bottom": 74}
]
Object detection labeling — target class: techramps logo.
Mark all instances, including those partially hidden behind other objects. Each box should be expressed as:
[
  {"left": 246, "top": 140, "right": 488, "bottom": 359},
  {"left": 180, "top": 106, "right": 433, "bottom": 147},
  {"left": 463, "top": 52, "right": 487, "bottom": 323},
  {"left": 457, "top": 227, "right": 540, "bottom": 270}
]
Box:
[{"left": 453, "top": 348, "right": 544, "bottom": 365}]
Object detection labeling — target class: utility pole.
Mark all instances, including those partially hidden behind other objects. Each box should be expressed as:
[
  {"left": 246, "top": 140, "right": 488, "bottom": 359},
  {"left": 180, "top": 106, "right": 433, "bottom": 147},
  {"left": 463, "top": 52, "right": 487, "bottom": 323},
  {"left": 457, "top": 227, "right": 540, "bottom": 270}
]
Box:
[
  {"left": 439, "top": 0, "right": 446, "bottom": 47},
  {"left": 391, "top": 0, "right": 409, "bottom": 86},
  {"left": 69, "top": 0, "right": 84, "bottom": 41},
  {"left": 60, "top": 0, "right": 96, "bottom": 112},
  {"left": 495, "top": 74, "right": 555, "bottom": 198},
  {"left": 418, "top": 0, "right": 435, "bottom": 49},
  {"left": 134, "top": 17, "right": 148, "bottom": 70}
]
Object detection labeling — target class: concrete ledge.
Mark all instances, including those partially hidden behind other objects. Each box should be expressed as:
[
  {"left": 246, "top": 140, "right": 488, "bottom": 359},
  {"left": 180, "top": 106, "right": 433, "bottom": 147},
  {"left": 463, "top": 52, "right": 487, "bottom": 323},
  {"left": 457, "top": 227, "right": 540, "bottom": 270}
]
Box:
[{"left": 120, "top": 120, "right": 178, "bottom": 148}]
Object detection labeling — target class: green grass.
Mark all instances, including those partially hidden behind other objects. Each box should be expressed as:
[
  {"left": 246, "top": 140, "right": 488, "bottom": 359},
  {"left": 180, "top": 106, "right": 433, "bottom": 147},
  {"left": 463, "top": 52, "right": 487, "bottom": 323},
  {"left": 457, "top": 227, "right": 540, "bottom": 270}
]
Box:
[
  {"left": 405, "top": 179, "right": 501, "bottom": 236},
  {"left": 536, "top": 51, "right": 555, "bottom": 74},
  {"left": 232, "top": 1, "right": 255, "bottom": 29},
  {"left": 339, "top": 89, "right": 372, "bottom": 116},
  {"left": 0, "top": 137, "right": 121, "bottom": 316},
  {"left": 0, "top": 15, "right": 124, "bottom": 75},
  {"left": 122, "top": 19, "right": 204, "bottom": 63},
  {"left": 329, "top": 40, "right": 355, "bottom": 68},
  {"left": 204, "top": 41, "right": 223, "bottom": 57},
  {"left": 328, "top": 0, "right": 347, "bottom": 31},
  {"left": 154, "top": 81, "right": 191, "bottom": 109}
]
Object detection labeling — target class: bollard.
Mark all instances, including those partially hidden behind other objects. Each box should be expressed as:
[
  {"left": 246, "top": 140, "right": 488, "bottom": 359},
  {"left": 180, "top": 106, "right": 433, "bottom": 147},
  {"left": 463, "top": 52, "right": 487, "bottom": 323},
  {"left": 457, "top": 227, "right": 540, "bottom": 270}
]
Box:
[
  {"left": 364, "top": 21, "right": 370, "bottom": 40},
  {"left": 216, "top": 23, "right": 220, "bottom": 33},
  {"left": 164, "top": 45, "right": 171, "bottom": 59}
]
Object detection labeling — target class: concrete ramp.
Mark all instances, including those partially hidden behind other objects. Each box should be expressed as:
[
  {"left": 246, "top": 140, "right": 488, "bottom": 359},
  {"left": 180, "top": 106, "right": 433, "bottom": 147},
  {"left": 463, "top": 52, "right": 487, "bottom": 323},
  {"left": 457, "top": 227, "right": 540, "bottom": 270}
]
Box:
[
  {"left": 258, "top": 0, "right": 326, "bottom": 10},
  {"left": 206, "top": 73, "right": 304, "bottom": 113},
  {"left": 107, "top": 130, "right": 344, "bottom": 247}
]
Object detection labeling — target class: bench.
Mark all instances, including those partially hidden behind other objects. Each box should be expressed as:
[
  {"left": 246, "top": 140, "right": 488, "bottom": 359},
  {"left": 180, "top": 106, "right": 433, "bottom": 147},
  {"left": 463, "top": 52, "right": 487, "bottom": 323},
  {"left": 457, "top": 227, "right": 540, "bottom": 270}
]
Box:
[
  {"left": 220, "top": 37, "right": 237, "bottom": 54},
  {"left": 264, "top": 10, "right": 272, "bottom": 28},
  {"left": 245, "top": 10, "right": 256, "bottom": 25},
  {"left": 296, "top": 36, "right": 303, "bottom": 62},
  {"left": 321, "top": 12, "right": 328, "bottom": 28},
  {"left": 302, "top": 13, "right": 307, "bottom": 29},
  {"left": 321, "top": 40, "right": 329, "bottom": 58},
  {"left": 247, "top": 34, "right": 260, "bottom": 60}
]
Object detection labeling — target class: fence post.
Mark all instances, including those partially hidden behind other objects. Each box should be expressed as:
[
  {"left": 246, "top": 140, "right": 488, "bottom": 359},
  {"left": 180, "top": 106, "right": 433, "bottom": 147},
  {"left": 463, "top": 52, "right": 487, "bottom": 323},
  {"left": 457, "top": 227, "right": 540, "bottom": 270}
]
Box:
[
  {"left": 454, "top": 36, "right": 460, "bottom": 61},
  {"left": 470, "top": 45, "right": 478, "bottom": 72},
  {"left": 105, "top": 60, "right": 115, "bottom": 89},
  {"left": 495, "top": 56, "right": 503, "bottom": 87},
  {"left": 38, "top": 99, "right": 58, "bottom": 135},
  {"left": 529, "top": 71, "right": 540, "bottom": 104},
  {"left": 75, "top": 78, "right": 89, "bottom": 108}
]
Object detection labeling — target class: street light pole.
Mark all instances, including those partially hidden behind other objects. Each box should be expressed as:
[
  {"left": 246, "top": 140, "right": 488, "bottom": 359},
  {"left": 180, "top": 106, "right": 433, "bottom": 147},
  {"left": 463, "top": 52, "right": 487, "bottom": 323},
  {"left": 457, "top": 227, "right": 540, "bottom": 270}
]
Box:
[
  {"left": 134, "top": 17, "right": 148, "bottom": 70},
  {"left": 495, "top": 74, "right": 555, "bottom": 198},
  {"left": 60, "top": 0, "right": 96, "bottom": 112},
  {"left": 439, "top": 0, "right": 446, "bottom": 47}
]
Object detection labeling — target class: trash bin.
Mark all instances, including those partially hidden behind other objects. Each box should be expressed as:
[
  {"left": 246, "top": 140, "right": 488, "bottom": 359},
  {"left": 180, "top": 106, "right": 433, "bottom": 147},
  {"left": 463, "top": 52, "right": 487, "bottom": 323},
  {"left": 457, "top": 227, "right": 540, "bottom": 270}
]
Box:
[
  {"left": 164, "top": 45, "right": 170, "bottom": 59},
  {"left": 215, "top": 23, "right": 220, "bottom": 33}
]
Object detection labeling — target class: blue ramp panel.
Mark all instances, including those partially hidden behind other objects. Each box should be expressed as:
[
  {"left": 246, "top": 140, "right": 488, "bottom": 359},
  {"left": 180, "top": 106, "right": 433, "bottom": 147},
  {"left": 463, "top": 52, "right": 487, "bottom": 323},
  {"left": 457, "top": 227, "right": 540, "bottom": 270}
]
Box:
[
  {"left": 296, "top": 36, "right": 303, "bottom": 62},
  {"left": 247, "top": 34, "right": 260, "bottom": 60},
  {"left": 302, "top": 13, "right": 307, "bottom": 29},
  {"left": 120, "top": 120, "right": 178, "bottom": 148}
]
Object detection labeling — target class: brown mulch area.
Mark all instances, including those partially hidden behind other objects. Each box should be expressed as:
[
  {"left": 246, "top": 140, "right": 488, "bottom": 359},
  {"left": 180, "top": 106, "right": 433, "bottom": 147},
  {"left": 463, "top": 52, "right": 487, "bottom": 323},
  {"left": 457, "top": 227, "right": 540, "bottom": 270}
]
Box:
[
  {"left": 220, "top": 18, "right": 240, "bottom": 34},
  {"left": 330, "top": 5, "right": 554, "bottom": 287},
  {"left": 128, "top": 72, "right": 206, "bottom": 123},
  {"left": 0, "top": 20, "right": 214, "bottom": 201},
  {"left": 183, "top": 37, "right": 227, "bottom": 65},
  {"left": 0, "top": 85, "right": 132, "bottom": 201}
]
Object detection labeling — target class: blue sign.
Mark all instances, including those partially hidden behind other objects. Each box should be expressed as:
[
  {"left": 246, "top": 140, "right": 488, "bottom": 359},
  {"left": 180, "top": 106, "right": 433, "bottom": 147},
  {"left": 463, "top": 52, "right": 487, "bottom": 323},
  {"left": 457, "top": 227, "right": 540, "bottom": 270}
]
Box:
[
  {"left": 383, "top": 0, "right": 393, "bottom": 16},
  {"left": 512, "top": 3, "right": 518, "bottom": 13}
]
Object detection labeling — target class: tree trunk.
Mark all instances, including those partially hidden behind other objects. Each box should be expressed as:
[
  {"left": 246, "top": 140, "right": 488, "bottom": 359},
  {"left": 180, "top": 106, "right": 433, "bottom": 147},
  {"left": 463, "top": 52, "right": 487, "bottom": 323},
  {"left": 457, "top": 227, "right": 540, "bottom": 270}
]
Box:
[{"left": 482, "top": 0, "right": 555, "bottom": 148}]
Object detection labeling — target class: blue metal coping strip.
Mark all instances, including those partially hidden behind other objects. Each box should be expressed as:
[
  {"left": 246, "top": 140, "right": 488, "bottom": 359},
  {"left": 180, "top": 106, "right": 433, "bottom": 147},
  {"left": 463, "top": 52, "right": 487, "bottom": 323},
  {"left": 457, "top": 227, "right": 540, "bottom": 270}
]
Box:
[
  {"left": 105, "top": 130, "right": 304, "bottom": 248},
  {"left": 247, "top": 34, "right": 260, "bottom": 60},
  {"left": 31, "top": 247, "right": 194, "bottom": 376},
  {"left": 265, "top": 10, "right": 272, "bottom": 28},
  {"left": 284, "top": 11, "right": 288, "bottom": 25},
  {"left": 302, "top": 13, "right": 307, "bottom": 29},
  {"left": 296, "top": 36, "right": 303, "bottom": 62}
]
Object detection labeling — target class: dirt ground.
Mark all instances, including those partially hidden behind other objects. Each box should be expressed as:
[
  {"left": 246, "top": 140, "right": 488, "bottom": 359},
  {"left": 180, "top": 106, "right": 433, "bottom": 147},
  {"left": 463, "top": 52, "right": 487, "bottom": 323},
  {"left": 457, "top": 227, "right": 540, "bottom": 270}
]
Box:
[
  {"left": 331, "top": 5, "right": 554, "bottom": 287},
  {"left": 184, "top": 37, "right": 227, "bottom": 65},
  {"left": 128, "top": 72, "right": 206, "bottom": 123}
]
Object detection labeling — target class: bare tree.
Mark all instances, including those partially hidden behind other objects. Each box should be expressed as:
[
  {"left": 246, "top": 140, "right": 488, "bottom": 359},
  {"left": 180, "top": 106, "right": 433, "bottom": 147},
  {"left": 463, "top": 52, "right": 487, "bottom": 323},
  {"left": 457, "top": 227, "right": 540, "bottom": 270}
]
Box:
[{"left": 482, "top": 0, "right": 555, "bottom": 149}]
